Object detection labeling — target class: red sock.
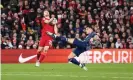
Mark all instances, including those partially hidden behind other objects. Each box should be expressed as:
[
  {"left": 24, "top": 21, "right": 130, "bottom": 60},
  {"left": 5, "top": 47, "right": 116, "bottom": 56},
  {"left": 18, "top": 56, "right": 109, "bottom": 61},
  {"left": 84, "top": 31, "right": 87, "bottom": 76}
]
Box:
[
  {"left": 39, "top": 52, "right": 46, "bottom": 62},
  {"left": 37, "top": 52, "right": 41, "bottom": 60}
]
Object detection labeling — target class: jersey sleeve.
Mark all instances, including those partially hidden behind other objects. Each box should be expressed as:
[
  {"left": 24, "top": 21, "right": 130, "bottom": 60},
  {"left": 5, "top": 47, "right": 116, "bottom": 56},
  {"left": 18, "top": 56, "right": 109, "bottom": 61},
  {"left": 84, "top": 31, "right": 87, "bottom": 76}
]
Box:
[
  {"left": 41, "top": 18, "right": 47, "bottom": 27},
  {"left": 84, "top": 32, "right": 97, "bottom": 42}
]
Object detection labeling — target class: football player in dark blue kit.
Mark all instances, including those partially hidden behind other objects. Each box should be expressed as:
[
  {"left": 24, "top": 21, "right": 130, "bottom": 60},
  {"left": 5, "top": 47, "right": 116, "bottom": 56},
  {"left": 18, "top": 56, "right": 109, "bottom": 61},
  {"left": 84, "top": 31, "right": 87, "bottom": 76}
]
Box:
[{"left": 47, "top": 27, "right": 100, "bottom": 71}]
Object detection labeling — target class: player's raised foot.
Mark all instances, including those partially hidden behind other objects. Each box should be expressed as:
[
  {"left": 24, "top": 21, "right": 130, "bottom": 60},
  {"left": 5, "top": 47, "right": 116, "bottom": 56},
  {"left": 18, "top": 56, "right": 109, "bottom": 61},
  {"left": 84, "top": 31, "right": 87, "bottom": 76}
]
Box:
[
  {"left": 79, "top": 63, "right": 88, "bottom": 71},
  {"left": 46, "top": 31, "right": 57, "bottom": 39},
  {"left": 35, "top": 60, "right": 40, "bottom": 67},
  {"left": 82, "top": 66, "right": 88, "bottom": 71}
]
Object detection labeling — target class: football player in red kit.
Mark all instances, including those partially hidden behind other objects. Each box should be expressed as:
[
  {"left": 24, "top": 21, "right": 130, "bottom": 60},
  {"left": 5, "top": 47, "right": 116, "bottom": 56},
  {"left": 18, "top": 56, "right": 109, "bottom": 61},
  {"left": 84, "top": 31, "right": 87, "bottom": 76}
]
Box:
[{"left": 35, "top": 10, "right": 58, "bottom": 66}]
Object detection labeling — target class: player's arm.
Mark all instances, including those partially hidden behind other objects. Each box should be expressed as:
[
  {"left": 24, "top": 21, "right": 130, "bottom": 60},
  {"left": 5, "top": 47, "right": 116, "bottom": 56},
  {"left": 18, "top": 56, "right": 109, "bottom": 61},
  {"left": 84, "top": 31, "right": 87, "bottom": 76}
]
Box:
[
  {"left": 44, "top": 14, "right": 56, "bottom": 24},
  {"left": 44, "top": 18, "right": 54, "bottom": 24},
  {"left": 54, "top": 24, "right": 58, "bottom": 34},
  {"left": 84, "top": 32, "right": 97, "bottom": 42}
]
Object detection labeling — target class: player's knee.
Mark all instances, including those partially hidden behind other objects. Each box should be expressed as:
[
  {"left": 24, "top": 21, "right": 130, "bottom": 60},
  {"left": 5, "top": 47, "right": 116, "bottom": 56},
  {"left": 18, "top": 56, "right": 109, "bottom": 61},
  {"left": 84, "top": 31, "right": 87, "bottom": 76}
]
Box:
[
  {"left": 68, "top": 55, "right": 74, "bottom": 61},
  {"left": 68, "top": 58, "right": 72, "bottom": 62},
  {"left": 37, "top": 47, "right": 43, "bottom": 52},
  {"left": 68, "top": 55, "right": 71, "bottom": 61},
  {"left": 42, "top": 49, "right": 47, "bottom": 53},
  {"left": 43, "top": 46, "right": 49, "bottom": 52},
  {"left": 42, "top": 49, "right": 48, "bottom": 53},
  {"left": 68, "top": 55, "right": 72, "bottom": 59},
  {"left": 37, "top": 51, "right": 41, "bottom": 54},
  {"left": 40, "top": 49, "right": 47, "bottom": 55},
  {"left": 68, "top": 56, "right": 70, "bottom": 59},
  {"left": 37, "top": 49, "right": 42, "bottom": 54}
]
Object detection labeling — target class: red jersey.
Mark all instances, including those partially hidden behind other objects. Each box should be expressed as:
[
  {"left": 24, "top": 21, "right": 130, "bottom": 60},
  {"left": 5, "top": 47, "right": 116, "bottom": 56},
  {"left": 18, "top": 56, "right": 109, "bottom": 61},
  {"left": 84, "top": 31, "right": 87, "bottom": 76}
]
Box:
[{"left": 41, "top": 17, "right": 54, "bottom": 40}]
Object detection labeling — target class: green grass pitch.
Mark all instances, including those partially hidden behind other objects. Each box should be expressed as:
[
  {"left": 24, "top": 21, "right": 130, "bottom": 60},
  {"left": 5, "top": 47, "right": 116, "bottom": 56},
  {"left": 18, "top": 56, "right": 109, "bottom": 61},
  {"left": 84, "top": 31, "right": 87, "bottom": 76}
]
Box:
[{"left": 1, "top": 63, "right": 133, "bottom": 80}]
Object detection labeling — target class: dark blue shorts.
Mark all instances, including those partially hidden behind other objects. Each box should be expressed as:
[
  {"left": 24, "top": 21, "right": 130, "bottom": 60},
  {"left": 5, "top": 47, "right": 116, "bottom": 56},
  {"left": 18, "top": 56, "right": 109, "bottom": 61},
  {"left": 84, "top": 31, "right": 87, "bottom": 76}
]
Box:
[
  {"left": 72, "top": 39, "right": 87, "bottom": 56},
  {"left": 73, "top": 47, "right": 86, "bottom": 56}
]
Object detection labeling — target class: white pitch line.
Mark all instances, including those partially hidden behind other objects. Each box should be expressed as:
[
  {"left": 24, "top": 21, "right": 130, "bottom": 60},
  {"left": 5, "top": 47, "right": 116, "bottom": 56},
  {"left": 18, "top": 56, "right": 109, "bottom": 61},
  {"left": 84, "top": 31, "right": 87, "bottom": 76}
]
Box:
[
  {"left": 1, "top": 73, "right": 133, "bottom": 79},
  {"left": 2, "top": 72, "right": 133, "bottom": 75},
  {"left": 112, "top": 77, "right": 133, "bottom": 79}
]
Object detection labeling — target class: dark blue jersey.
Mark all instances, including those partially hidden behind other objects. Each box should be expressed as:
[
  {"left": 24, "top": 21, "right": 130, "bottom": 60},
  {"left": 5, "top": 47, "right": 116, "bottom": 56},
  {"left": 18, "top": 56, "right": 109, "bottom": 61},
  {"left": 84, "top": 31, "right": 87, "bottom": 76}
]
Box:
[
  {"left": 73, "top": 32, "right": 97, "bottom": 56},
  {"left": 84, "top": 32, "right": 96, "bottom": 50}
]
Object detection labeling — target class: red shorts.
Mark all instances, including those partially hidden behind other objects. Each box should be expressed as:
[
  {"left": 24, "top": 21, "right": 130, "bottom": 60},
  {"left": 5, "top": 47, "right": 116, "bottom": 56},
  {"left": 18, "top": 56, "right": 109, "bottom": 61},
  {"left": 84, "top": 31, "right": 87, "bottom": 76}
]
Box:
[{"left": 39, "top": 37, "right": 52, "bottom": 47}]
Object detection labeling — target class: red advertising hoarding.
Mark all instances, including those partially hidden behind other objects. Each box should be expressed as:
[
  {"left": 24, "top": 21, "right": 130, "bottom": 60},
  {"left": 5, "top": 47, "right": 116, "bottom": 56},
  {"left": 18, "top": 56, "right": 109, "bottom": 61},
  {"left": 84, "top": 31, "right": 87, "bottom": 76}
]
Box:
[{"left": 1, "top": 49, "right": 133, "bottom": 63}]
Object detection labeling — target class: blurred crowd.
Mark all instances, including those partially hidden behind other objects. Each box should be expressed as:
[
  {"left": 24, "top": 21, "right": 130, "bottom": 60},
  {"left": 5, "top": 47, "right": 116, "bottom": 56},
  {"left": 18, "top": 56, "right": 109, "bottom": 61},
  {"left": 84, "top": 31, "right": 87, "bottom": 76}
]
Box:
[{"left": 1, "top": 0, "right": 133, "bottom": 49}]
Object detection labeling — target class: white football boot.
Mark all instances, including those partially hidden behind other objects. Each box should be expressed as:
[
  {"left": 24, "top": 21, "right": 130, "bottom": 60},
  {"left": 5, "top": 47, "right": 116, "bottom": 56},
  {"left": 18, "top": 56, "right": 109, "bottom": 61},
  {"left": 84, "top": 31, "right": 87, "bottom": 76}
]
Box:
[
  {"left": 79, "top": 63, "right": 88, "bottom": 71},
  {"left": 35, "top": 60, "right": 40, "bottom": 67}
]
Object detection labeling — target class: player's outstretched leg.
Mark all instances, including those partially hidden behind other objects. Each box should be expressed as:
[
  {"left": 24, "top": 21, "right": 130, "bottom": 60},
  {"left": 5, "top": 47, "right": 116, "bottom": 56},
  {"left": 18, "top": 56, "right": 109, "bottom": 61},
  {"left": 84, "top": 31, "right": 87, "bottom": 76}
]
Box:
[{"left": 68, "top": 52, "right": 88, "bottom": 71}]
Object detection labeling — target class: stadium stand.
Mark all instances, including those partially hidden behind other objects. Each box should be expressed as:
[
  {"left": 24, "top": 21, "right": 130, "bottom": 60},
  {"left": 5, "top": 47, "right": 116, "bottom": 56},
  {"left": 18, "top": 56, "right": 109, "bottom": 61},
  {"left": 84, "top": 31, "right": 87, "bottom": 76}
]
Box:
[{"left": 1, "top": 0, "right": 133, "bottom": 49}]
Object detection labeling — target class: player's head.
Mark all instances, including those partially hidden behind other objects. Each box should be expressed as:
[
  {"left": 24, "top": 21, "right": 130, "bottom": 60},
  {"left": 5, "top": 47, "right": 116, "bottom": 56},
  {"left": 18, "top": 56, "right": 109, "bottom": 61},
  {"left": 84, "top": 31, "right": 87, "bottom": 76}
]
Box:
[
  {"left": 85, "top": 27, "right": 93, "bottom": 34},
  {"left": 43, "top": 10, "right": 49, "bottom": 17}
]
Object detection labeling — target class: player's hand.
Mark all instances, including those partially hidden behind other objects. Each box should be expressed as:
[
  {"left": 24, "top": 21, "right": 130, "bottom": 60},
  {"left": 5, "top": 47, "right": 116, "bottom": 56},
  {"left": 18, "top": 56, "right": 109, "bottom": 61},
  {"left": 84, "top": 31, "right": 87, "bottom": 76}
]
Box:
[
  {"left": 90, "top": 38, "right": 94, "bottom": 42},
  {"left": 51, "top": 14, "right": 55, "bottom": 18},
  {"left": 46, "top": 31, "right": 57, "bottom": 39},
  {"left": 52, "top": 18, "right": 57, "bottom": 25},
  {"left": 46, "top": 31, "right": 53, "bottom": 36},
  {"left": 96, "top": 33, "right": 100, "bottom": 37},
  {"left": 56, "top": 33, "right": 60, "bottom": 36}
]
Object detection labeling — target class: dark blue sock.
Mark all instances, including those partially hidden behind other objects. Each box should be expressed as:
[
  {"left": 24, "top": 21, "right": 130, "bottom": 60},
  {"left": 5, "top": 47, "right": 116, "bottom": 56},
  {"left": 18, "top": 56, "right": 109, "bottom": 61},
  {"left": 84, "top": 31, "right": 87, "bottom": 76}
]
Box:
[{"left": 68, "top": 58, "right": 80, "bottom": 66}]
